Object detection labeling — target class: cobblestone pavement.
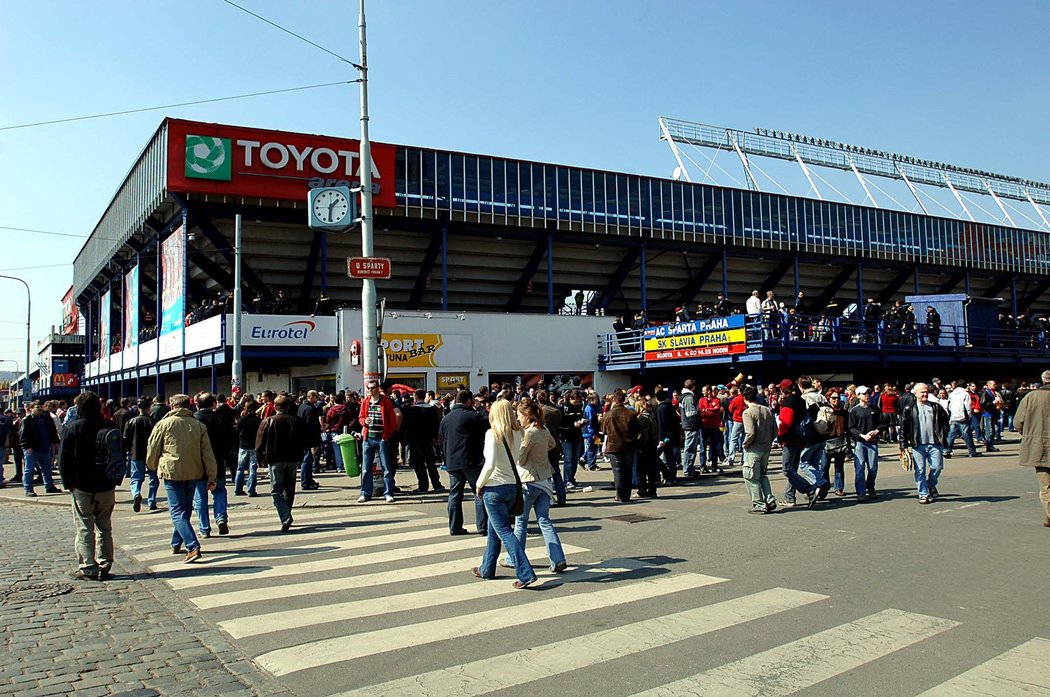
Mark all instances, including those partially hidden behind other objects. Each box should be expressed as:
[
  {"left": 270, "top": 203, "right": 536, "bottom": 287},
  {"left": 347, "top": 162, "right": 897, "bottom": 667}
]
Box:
[{"left": 0, "top": 498, "right": 294, "bottom": 697}]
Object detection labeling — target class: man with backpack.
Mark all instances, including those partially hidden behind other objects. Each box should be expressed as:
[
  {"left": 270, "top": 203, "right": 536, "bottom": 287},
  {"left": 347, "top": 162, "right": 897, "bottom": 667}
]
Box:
[
  {"left": 57, "top": 391, "right": 121, "bottom": 581},
  {"left": 775, "top": 379, "right": 821, "bottom": 509}
]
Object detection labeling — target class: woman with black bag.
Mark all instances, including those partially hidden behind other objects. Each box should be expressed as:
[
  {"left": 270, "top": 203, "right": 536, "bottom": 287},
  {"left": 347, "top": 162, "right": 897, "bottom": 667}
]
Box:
[
  {"left": 472, "top": 399, "right": 537, "bottom": 589},
  {"left": 822, "top": 390, "right": 851, "bottom": 498}
]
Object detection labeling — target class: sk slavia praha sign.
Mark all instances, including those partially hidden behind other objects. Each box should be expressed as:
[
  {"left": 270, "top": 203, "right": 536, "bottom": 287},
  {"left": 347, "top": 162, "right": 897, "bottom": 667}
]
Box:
[{"left": 643, "top": 315, "right": 747, "bottom": 362}]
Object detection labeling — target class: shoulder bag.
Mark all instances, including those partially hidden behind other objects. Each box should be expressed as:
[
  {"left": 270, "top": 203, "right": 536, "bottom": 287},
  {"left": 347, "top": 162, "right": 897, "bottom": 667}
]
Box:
[{"left": 501, "top": 436, "right": 525, "bottom": 518}]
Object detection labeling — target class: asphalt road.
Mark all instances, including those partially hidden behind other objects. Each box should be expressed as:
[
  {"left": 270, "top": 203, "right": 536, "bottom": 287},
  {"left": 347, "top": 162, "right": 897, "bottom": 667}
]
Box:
[{"left": 101, "top": 433, "right": 1048, "bottom": 697}]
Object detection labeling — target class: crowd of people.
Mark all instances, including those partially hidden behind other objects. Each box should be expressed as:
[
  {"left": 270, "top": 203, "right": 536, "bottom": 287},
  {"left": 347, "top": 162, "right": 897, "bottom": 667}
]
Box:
[{"left": 3, "top": 367, "right": 1047, "bottom": 584}]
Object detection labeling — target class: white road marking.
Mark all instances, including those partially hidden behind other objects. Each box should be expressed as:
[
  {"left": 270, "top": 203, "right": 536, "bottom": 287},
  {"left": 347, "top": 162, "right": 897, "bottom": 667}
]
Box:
[
  {"left": 329, "top": 587, "right": 823, "bottom": 697},
  {"left": 919, "top": 638, "right": 1050, "bottom": 696},
  {"left": 255, "top": 571, "right": 723, "bottom": 676},
  {"left": 632, "top": 609, "right": 959, "bottom": 696},
  {"left": 932, "top": 502, "right": 985, "bottom": 515}
]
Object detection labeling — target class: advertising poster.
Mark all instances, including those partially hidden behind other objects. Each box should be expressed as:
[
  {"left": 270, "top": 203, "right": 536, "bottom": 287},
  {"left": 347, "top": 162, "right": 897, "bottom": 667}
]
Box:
[
  {"left": 61, "top": 286, "right": 79, "bottom": 335},
  {"left": 124, "top": 264, "right": 139, "bottom": 349},
  {"left": 100, "top": 290, "right": 111, "bottom": 355},
  {"left": 643, "top": 314, "right": 748, "bottom": 363},
  {"left": 380, "top": 333, "right": 472, "bottom": 368},
  {"left": 159, "top": 225, "right": 186, "bottom": 358},
  {"left": 436, "top": 372, "right": 470, "bottom": 392}
]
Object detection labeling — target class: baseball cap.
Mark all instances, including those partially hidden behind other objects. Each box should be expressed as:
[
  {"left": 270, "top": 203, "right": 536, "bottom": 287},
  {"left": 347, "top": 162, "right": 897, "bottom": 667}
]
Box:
[
  {"left": 856, "top": 385, "right": 870, "bottom": 395},
  {"left": 776, "top": 379, "right": 794, "bottom": 391}
]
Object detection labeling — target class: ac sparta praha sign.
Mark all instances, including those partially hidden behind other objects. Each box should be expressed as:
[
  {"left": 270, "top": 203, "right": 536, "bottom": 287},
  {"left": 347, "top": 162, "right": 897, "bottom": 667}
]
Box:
[
  {"left": 643, "top": 314, "right": 748, "bottom": 362},
  {"left": 166, "top": 119, "right": 397, "bottom": 208}
]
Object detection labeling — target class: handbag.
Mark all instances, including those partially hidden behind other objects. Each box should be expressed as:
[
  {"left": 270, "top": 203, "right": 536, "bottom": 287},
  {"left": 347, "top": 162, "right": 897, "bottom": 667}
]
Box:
[
  {"left": 825, "top": 435, "right": 849, "bottom": 456},
  {"left": 501, "top": 437, "right": 525, "bottom": 518}
]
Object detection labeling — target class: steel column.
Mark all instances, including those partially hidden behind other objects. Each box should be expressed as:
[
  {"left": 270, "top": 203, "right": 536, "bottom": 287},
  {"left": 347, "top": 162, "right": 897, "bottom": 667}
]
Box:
[
  {"left": 721, "top": 249, "right": 729, "bottom": 297},
  {"left": 440, "top": 218, "right": 448, "bottom": 311},
  {"left": 546, "top": 231, "right": 554, "bottom": 316}
]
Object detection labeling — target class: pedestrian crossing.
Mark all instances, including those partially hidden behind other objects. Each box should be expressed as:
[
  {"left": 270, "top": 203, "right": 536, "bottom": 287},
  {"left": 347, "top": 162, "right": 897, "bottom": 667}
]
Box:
[{"left": 118, "top": 502, "right": 1050, "bottom": 697}]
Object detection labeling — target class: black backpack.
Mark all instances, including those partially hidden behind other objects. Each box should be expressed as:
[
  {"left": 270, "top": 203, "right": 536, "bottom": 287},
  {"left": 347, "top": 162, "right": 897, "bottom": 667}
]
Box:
[{"left": 95, "top": 428, "right": 126, "bottom": 482}]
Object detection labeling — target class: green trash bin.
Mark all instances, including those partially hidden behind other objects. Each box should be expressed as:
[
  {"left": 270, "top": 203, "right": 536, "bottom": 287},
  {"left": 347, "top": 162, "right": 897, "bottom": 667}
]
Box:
[{"left": 335, "top": 433, "right": 360, "bottom": 477}]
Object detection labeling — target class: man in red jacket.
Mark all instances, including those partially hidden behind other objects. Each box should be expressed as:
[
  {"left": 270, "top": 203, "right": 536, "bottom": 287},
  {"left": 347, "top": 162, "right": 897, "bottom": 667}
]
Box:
[
  {"left": 726, "top": 388, "right": 746, "bottom": 467},
  {"left": 698, "top": 386, "right": 723, "bottom": 473},
  {"left": 357, "top": 379, "right": 399, "bottom": 503}
]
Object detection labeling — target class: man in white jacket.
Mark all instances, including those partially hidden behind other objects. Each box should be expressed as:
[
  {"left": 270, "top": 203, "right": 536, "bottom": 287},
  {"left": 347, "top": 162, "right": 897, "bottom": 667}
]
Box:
[{"left": 945, "top": 380, "right": 979, "bottom": 458}]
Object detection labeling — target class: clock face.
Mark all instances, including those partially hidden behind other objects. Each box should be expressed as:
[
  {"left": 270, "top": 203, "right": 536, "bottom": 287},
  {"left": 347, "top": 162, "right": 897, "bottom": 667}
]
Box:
[{"left": 312, "top": 189, "right": 350, "bottom": 225}]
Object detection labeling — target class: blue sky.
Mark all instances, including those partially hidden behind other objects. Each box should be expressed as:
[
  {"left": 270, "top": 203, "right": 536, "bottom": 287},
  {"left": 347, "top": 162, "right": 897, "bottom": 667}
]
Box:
[{"left": 1, "top": 0, "right": 1047, "bottom": 372}]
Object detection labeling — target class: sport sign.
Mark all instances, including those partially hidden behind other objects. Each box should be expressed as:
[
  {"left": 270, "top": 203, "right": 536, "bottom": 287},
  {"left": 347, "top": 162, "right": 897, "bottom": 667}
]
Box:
[
  {"left": 347, "top": 257, "right": 391, "bottom": 279},
  {"left": 643, "top": 314, "right": 748, "bottom": 363},
  {"left": 166, "top": 119, "right": 397, "bottom": 208}
]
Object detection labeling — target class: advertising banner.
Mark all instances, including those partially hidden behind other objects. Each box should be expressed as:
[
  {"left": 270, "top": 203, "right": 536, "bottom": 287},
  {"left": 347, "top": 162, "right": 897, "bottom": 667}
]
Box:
[
  {"left": 100, "top": 290, "right": 111, "bottom": 355},
  {"left": 436, "top": 372, "right": 470, "bottom": 392},
  {"left": 380, "top": 334, "right": 472, "bottom": 368},
  {"left": 241, "top": 315, "right": 338, "bottom": 347},
  {"left": 643, "top": 315, "right": 748, "bottom": 363},
  {"left": 124, "top": 265, "right": 139, "bottom": 349},
  {"left": 166, "top": 119, "right": 398, "bottom": 208},
  {"left": 52, "top": 373, "right": 80, "bottom": 388},
  {"left": 159, "top": 225, "right": 186, "bottom": 359},
  {"left": 61, "top": 286, "right": 79, "bottom": 335}
]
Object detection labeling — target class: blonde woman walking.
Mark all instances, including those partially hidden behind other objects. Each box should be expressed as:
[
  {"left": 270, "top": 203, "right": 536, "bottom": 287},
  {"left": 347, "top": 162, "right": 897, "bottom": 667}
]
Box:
[
  {"left": 472, "top": 399, "right": 537, "bottom": 588},
  {"left": 502, "top": 401, "right": 567, "bottom": 573}
]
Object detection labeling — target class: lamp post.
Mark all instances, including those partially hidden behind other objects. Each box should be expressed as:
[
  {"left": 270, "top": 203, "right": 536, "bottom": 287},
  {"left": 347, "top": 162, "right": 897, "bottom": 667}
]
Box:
[
  {"left": 0, "top": 275, "right": 31, "bottom": 407},
  {"left": 358, "top": 0, "right": 379, "bottom": 388}
]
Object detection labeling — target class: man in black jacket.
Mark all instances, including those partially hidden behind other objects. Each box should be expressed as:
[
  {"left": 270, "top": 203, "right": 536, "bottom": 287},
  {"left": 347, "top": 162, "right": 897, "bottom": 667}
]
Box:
[
  {"left": 403, "top": 389, "right": 445, "bottom": 493},
  {"left": 57, "top": 392, "right": 120, "bottom": 581},
  {"left": 296, "top": 391, "right": 323, "bottom": 490},
  {"left": 193, "top": 393, "right": 234, "bottom": 536},
  {"left": 899, "top": 382, "right": 950, "bottom": 505},
  {"left": 123, "top": 398, "right": 157, "bottom": 512},
  {"left": 20, "top": 401, "right": 61, "bottom": 496},
  {"left": 438, "top": 390, "right": 488, "bottom": 535},
  {"left": 654, "top": 391, "right": 681, "bottom": 486},
  {"left": 256, "top": 394, "right": 308, "bottom": 531}
]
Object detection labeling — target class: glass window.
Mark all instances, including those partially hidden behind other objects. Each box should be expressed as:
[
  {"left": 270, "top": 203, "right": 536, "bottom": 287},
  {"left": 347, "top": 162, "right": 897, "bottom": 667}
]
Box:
[
  {"left": 449, "top": 154, "right": 464, "bottom": 210},
  {"left": 435, "top": 153, "right": 450, "bottom": 212},
  {"left": 503, "top": 160, "right": 518, "bottom": 218},
  {"left": 581, "top": 171, "right": 595, "bottom": 225}
]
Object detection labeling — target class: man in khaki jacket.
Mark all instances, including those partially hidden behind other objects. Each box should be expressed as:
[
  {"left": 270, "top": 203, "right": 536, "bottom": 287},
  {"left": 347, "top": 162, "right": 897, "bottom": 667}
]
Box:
[
  {"left": 146, "top": 394, "right": 218, "bottom": 562},
  {"left": 741, "top": 384, "right": 777, "bottom": 514},
  {"left": 1014, "top": 369, "right": 1050, "bottom": 528}
]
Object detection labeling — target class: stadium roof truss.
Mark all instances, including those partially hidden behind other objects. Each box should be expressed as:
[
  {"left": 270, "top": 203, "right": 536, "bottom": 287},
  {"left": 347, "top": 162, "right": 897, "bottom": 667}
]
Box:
[{"left": 658, "top": 117, "right": 1050, "bottom": 231}]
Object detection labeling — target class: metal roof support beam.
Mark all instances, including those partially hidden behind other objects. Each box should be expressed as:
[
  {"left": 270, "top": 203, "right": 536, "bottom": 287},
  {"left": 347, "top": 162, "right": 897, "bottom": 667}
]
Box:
[
  {"left": 1025, "top": 191, "right": 1050, "bottom": 230},
  {"left": 983, "top": 277, "right": 1011, "bottom": 300},
  {"left": 730, "top": 132, "right": 759, "bottom": 191},
  {"left": 791, "top": 144, "right": 822, "bottom": 200},
  {"left": 297, "top": 230, "right": 324, "bottom": 313},
  {"left": 758, "top": 259, "right": 794, "bottom": 296},
  {"left": 176, "top": 197, "right": 272, "bottom": 301},
  {"left": 895, "top": 164, "right": 928, "bottom": 215},
  {"left": 985, "top": 181, "right": 1016, "bottom": 227},
  {"left": 875, "top": 269, "right": 915, "bottom": 305},
  {"left": 847, "top": 156, "right": 878, "bottom": 208},
  {"left": 591, "top": 245, "right": 642, "bottom": 312},
  {"left": 676, "top": 253, "right": 722, "bottom": 310},
  {"left": 658, "top": 117, "right": 692, "bottom": 183},
  {"left": 187, "top": 249, "right": 235, "bottom": 293},
  {"left": 1018, "top": 280, "right": 1050, "bottom": 313},
  {"left": 506, "top": 238, "right": 549, "bottom": 313},
  {"left": 937, "top": 273, "right": 965, "bottom": 294},
  {"left": 943, "top": 175, "right": 976, "bottom": 222},
  {"left": 812, "top": 263, "right": 859, "bottom": 311},
  {"left": 409, "top": 223, "right": 445, "bottom": 310}
]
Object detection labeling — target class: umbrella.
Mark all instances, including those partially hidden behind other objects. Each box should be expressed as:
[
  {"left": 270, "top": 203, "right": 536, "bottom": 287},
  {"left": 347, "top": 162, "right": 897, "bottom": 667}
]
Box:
[{"left": 388, "top": 383, "right": 416, "bottom": 394}]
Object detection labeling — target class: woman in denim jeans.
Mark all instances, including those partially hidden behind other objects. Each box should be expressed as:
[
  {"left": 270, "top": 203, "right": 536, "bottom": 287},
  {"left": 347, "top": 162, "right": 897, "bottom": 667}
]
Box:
[
  {"left": 502, "top": 400, "right": 568, "bottom": 573},
  {"left": 472, "top": 399, "right": 537, "bottom": 589},
  {"left": 234, "top": 406, "right": 261, "bottom": 496}
]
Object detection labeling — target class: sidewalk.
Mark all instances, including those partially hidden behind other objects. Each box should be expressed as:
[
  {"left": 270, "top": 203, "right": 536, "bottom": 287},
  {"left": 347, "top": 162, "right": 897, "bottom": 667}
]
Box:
[{"left": 0, "top": 500, "right": 293, "bottom": 697}]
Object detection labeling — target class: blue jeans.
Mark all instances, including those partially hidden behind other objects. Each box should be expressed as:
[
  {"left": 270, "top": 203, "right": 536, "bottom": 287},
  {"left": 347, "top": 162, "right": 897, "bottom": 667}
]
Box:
[
  {"left": 24, "top": 450, "right": 54, "bottom": 492},
  {"left": 193, "top": 474, "right": 227, "bottom": 534},
  {"left": 165, "top": 479, "right": 201, "bottom": 551},
  {"left": 448, "top": 466, "right": 486, "bottom": 533},
  {"left": 269, "top": 461, "right": 297, "bottom": 524},
  {"left": 548, "top": 449, "right": 566, "bottom": 505},
  {"left": 982, "top": 412, "right": 1001, "bottom": 444},
  {"left": 360, "top": 438, "right": 394, "bottom": 498},
  {"left": 301, "top": 447, "right": 318, "bottom": 485},
  {"left": 780, "top": 443, "right": 816, "bottom": 502},
  {"left": 503, "top": 483, "right": 565, "bottom": 571},
  {"left": 727, "top": 422, "right": 744, "bottom": 464},
  {"left": 800, "top": 443, "right": 828, "bottom": 488},
  {"left": 853, "top": 441, "right": 879, "bottom": 496},
  {"left": 681, "top": 430, "right": 700, "bottom": 474},
  {"left": 478, "top": 484, "right": 537, "bottom": 585},
  {"left": 582, "top": 437, "right": 599, "bottom": 469},
  {"left": 129, "top": 460, "right": 159, "bottom": 507},
  {"left": 235, "top": 448, "right": 258, "bottom": 494},
  {"left": 911, "top": 444, "right": 943, "bottom": 498},
  {"left": 562, "top": 440, "right": 583, "bottom": 485},
  {"left": 946, "top": 420, "right": 976, "bottom": 455}
]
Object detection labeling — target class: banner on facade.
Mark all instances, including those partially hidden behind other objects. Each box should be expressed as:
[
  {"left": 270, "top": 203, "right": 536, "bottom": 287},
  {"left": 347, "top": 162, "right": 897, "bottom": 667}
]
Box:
[
  {"left": 159, "top": 225, "right": 186, "bottom": 359},
  {"left": 61, "top": 287, "right": 79, "bottom": 335},
  {"left": 100, "top": 290, "right": 111, "bottom": 355},
  {"left": 643, "top": 314, "right": 748, "bottom": 362},
  {"left": 124, "top": 264, "right": 139, "bottom": 350},
  {"left": 380, "top": 333, "right": 472, "bottom": 368}
]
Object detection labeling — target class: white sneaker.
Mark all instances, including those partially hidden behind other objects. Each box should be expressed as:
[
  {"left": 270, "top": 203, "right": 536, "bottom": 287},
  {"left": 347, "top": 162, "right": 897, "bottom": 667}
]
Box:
[
  {"left": 357, "top": 495, "right": 368, "bottom": 503},
  {"left": 384, "top": 494, "right": 395, "bottom": 503}
]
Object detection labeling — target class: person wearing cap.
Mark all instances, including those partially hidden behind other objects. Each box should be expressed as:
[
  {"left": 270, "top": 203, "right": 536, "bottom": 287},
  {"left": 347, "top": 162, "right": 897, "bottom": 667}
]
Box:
[
  {"left": 123, "top": 398, "right": 158, "bottom": 512},
  {"left": 775, "top": 379, "right": 821, "bottom": 508},
  {"left": 674, "top": 305, "right": 691, "bottom": 323},
  {"left": 848, "top": 386, "right": 882, "bottom": 501},
  {"left": 899, "top": 382, "right": 949, "bottom": 505},
  {"left": 358, "top": 379, "right": 399, "bottom": 503}
]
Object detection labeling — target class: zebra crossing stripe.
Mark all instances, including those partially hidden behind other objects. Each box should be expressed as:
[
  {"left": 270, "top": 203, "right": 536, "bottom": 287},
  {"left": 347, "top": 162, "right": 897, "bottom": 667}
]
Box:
[
  {"left": 632, "top": 608, "right": 959, "bottom": 696},
  {"left": 327, "top": 587, "right": 823, "bottom": 697},
  {"left": 188, "top": 546, "right": 588, "bottom": 609},
  {"left": 219, "top": 557, "right": 659, "bottom": 638},
  {"left": 917, "top": 638, "right": 1050, "bottom": 696},
  {"left": 254, "top": 571, "right": 723, "bottom": 676},
  {"left": 132, "top": 514, "right": 444, "bottom": 561},
  {"left": 166, "top": 538, "right": 590, "bottom": 591},
  {"left": 145, "top": 524, "right": 453, "bottom": 573}
]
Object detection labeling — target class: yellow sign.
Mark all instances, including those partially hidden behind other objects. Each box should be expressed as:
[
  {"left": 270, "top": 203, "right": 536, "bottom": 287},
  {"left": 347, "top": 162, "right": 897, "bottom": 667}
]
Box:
[
  {"left": 643, "top": 328, "right": 746, "bottom": 352},
  {"left": 381, "top": 334, "right": 444, "bottom": 368},
  {"left": 436, "top": 372, "right": 469, "bottom": 391}
]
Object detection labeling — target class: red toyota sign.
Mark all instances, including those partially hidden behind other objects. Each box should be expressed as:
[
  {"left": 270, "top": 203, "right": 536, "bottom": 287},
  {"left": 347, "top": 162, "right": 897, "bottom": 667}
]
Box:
[
  {"left": 166, "top": 119, "right": 398, "bottom": 209},
  {"left": 347, "top": 257, "right": 392, "bottom": 279}
]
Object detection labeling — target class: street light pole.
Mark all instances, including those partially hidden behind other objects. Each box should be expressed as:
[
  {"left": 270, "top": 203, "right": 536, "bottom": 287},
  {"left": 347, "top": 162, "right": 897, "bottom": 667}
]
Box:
[
  {"left": 0, "top": 274, "right": 31, "bottom": 407},
  {"left": 358, "top": 0, "right": 379, "bottom": 387},
  {"left": 231, "top": 214, "right": 243, "bottom": 393}
]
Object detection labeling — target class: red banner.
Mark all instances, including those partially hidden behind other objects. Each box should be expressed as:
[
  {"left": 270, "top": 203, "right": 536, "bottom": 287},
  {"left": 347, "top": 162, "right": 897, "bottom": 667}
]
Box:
[
  {"left": 166, "top": 119, "right": 398, "bottom": 208},
  {"left": 53, "top": 373, "right": 80, "bottom": 388},
  {"left": 644, "top": 343, "right": 746, "bottom": 362},
  {"left": 61, "top": 286, "right": 79, "bottom": 335}
]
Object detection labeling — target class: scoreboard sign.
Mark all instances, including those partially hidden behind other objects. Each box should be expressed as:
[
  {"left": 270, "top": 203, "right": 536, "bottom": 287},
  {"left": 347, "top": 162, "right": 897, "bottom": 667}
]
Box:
[{"left": 644, "top": 314, "right": 747, "bottom": 362}]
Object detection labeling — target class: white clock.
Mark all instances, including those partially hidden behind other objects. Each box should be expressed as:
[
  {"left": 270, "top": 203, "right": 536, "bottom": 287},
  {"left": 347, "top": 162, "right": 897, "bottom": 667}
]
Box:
[{"left": 308, "top": 186, "right": 356, "bottom": 230}]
